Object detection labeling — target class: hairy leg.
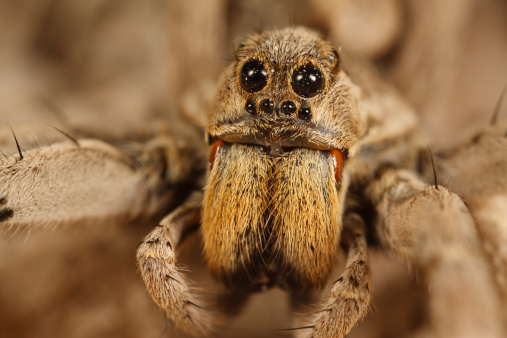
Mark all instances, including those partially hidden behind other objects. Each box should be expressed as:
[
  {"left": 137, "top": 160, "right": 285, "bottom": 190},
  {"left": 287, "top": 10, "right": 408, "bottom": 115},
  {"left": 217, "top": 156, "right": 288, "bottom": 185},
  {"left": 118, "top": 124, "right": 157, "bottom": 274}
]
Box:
[
  {"left": 136, "top": 192, "right": 214, "bottom": 336},
  {"left": 370, "top": 169, "right": 505, "bottom": 337},
  {"left": 0, "top": 134, "right": 203, "bottom": 234},
  {"left": 309, "top": 214, "right": 371, "bottom": 338},
  {"left": 289, "top": 214, "right": 371, "bottom": 338}
]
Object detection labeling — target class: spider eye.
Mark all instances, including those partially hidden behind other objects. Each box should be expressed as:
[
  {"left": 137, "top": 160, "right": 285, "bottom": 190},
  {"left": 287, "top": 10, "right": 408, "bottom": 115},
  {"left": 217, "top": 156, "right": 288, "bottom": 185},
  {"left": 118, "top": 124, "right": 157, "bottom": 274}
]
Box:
[
  {"left": 240, "top": 59, "right": 268, "bottom": 93},
  {"left": 291, "top": 63, "right": 324, "bottom": 98}
]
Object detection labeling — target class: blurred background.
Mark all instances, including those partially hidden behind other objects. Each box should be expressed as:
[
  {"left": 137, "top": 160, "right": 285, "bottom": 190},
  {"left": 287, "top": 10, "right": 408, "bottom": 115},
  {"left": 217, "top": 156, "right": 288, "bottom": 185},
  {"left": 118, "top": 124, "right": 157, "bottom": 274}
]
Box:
[{"left": 0, "top": 0, "right": 506, "bottom": 337}]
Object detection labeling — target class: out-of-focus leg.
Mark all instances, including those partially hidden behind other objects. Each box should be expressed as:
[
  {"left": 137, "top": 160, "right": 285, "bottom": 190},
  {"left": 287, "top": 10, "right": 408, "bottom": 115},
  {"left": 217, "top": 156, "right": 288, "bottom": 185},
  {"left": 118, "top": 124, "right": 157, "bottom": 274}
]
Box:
[{"left": 370, "top": 169, "right": 505, "bottom": 338}]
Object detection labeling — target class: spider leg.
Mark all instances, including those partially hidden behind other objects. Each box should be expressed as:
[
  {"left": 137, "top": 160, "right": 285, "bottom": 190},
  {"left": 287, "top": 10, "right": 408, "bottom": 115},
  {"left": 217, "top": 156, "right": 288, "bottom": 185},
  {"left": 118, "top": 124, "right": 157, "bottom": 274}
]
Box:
[
  {"left": 136, "top": 191, "right": 215, "bottom": 336},
  {"left": 306, "top": 214, "right": 372, "bottom": 338},
  {"left": 436, "top": 121, "right": 507, "bottom": 322},
  {"left": 369, "top": 168, "right": 505, "bottom": 337},
  {"left": 0, "top": 134, "right": 203, "bottom": 234}
]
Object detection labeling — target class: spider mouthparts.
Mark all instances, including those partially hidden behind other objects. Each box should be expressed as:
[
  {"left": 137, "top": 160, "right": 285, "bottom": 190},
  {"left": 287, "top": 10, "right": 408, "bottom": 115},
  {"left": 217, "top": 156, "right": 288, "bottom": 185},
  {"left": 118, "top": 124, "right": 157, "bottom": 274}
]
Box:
[
  {"left": 330, "top": 149, "right": 344, "bottom": 183},
  {"left": 209, "top": 138, "right": 345, "bottom": 179},
  {"left": 209, "top": 139, "right": 224, "bottom": 169}
]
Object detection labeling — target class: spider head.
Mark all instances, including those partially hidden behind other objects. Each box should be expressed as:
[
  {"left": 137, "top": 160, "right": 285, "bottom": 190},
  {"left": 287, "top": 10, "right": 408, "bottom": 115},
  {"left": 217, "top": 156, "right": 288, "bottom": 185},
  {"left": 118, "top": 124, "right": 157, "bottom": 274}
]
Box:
[{"left": 207, "top": 27, "right": 362, "bottom": 157}]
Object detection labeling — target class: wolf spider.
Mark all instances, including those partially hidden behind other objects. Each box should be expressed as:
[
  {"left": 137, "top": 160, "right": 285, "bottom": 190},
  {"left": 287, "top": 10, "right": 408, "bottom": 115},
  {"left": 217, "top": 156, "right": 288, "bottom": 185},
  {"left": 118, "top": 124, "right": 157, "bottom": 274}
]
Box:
[{"left": 1, "top": 27, "right": 507, "bottom": 337}]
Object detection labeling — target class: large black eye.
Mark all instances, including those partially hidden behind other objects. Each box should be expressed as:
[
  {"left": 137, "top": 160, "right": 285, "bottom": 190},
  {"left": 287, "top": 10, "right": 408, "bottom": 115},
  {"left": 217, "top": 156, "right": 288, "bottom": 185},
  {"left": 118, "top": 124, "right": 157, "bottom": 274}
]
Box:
[
  {"left": 291, "top": 63, "right": 324, "bottom": 98},
  {"left": 240, "top": 59, "right": 268, "bottom": 93}
]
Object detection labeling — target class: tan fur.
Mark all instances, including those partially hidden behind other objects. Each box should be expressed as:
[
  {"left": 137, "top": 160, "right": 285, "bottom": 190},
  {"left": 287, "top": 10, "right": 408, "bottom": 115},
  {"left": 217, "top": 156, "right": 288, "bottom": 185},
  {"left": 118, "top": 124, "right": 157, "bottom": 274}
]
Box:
[
  {"left": 0, "top": 134, "right": 202, "bottom": 234},
  {"left": 0, "top": 140, "right": 166, "bottom": 233},
  {"left": 270, "top": 148, "right": 342, "bottom": 288},
  {"left": 202, "top": 143, "right": 270, "bottom": 279},
  {"left": 203, "top": 144, "right": 342, "bottom": 288}
]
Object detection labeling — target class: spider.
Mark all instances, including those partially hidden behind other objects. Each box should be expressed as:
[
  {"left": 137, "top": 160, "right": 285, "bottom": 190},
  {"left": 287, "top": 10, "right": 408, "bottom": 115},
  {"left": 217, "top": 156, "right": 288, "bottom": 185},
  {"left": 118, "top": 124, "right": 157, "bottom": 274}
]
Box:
[{"left": 1, "top": 26, "right": 507, "bottom": 338}]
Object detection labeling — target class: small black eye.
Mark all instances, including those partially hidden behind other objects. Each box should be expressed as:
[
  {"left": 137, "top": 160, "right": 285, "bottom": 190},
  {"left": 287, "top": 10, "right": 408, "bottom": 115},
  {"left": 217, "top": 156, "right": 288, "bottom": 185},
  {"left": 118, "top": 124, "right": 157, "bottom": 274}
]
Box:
[
  {"left": 240, "top": 59, "right": 268, "bottom": 93},
  {"left": 298, "top": 104, "right": 312, "bottom": 121},
  {"left": 291, "top": 63, "right": 324, "bottom": 98},
  {"left": 260, "top": 98, "right": 274, "bottom": 115},
  {"left": 245, "top": 99, "right": 257, "bottom": 115},
  {"left": 281, "top": 101, "right": 297, "bottom": 116}
]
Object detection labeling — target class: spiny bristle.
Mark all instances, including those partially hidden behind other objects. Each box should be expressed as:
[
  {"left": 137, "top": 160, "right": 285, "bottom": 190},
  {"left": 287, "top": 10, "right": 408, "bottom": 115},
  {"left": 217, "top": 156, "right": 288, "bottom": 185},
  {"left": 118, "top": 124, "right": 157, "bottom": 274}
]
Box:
[
  {"left": 9, "top": 127, "right": 23, "bottom": 160},
  {"left": 45, "top": 124, "right": 80, "bottom": 148},
  {"left": 428, "top": 147, "right": 438, "bottom": 190},
  {"left": 272, "top": 325, "right": 314, "bottom": 332}
]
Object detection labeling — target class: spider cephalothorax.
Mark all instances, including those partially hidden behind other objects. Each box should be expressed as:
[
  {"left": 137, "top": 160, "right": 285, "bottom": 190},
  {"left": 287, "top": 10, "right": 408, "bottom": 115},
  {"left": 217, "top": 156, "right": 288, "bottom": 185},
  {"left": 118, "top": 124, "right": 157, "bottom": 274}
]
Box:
[{"left": 203, "top": 28, "right": 357, "bottom": 289}]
